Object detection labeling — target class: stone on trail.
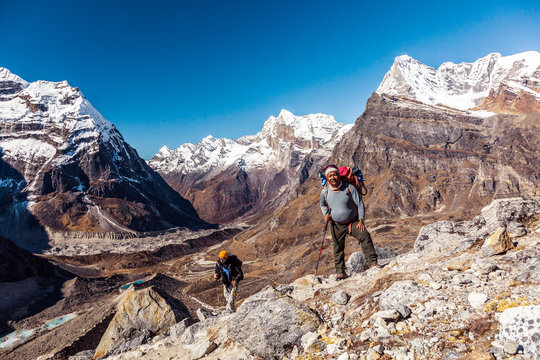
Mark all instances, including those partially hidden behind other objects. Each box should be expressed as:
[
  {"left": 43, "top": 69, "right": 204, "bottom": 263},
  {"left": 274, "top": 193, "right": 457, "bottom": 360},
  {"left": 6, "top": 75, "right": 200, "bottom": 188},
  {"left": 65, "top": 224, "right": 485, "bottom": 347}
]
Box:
[
  {"left": 503, "top": 341, "right": 519, "bottom": 355},
  {"left": 468, "top": 292, "right": 488, "bottom": 308},
  {"left": 226, "top": 286, "right": 321, "bottom": 359},
  {"left": 331, "top": 290, "right": 350, "bottom": 305},
  {"left": 196, "top": 308, "right": 215, "bottom": 321},
  {"left": 498, "top": 305, "right": 540, "bottom": 358},
  {"left": 345, "top": 247, "right": 397, "bottom": 275}
]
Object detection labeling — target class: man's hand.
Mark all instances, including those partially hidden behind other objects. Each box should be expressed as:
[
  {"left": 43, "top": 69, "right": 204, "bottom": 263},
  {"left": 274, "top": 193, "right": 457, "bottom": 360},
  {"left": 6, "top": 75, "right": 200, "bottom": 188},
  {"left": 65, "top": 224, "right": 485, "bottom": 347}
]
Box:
[
  {"left": 324, "top": 214, "right": 333, "bottom": 223},
  {"left": 356, "top": 220, "right": 366, "bottom": 232},
  {"left": 232, "top": 280, "right": 238, "bottom": 286},
  {"left": 213, "top": 273, "right": 219, "bottom": 279}
]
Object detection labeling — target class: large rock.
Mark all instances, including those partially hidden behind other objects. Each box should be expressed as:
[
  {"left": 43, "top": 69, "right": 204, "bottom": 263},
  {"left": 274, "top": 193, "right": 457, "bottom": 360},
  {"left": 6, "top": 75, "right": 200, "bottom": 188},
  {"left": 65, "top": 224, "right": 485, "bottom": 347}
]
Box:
[
  {"left": 481, "top": 198, "right": 540, "bottom": 234},
  {"left": 227, "top": 286, "right": 321, "bottom": 359},
  {"left": 413, "top": 220, "right": 479, "bottom": 254},
  {"left": 346, "top": 247, "right": 397, "bottom": 274},
  {"left": 481, "top": 227, "right": 514, "bottom": 256},
  {"left": 93, "top": 287, "right": 190, "bottom": 359},
  {"left": 379, "top": 280, "right": 441, "bottom": 310},
  {"left": 498, "top": 305, "right": 540, "bottom": 358}
]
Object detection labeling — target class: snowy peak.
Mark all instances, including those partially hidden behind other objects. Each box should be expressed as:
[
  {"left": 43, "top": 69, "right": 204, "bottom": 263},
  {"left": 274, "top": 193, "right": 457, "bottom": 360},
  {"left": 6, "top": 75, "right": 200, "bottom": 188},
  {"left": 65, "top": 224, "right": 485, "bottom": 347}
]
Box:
[
  {"left": 376, "top": 51, "right": 540, "bottom": 113},
  {"left": 149, "top": 109, "right": 352, "bottom": 176},
  {"left": 0, "top": 67, "right": 29, "bottom": 86}
]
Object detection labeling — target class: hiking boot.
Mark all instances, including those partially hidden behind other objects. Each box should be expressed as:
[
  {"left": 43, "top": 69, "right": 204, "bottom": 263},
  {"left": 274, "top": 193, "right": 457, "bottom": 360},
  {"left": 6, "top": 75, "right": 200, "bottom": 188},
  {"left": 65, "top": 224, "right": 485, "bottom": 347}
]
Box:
[
  {"left": 336, "top": 273, "right": 348, "bottom": 280},
  {"left": 368, "top": 262, "right": 382, "bottom": 269}
]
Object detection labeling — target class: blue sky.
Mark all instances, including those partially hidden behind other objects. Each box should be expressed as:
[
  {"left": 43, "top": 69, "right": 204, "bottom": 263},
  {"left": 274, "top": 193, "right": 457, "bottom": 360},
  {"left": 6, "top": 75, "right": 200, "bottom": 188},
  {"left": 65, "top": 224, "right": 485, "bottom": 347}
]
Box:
[{"left": 2, "top": 0, "right": 539, "bottom": 159}]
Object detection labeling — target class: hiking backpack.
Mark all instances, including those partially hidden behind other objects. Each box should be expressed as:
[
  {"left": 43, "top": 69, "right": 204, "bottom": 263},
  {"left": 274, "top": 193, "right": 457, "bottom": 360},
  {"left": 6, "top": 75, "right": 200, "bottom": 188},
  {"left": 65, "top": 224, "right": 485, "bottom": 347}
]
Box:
[{"left": 318, "top": 165, "right": 368, "bottom": 206}]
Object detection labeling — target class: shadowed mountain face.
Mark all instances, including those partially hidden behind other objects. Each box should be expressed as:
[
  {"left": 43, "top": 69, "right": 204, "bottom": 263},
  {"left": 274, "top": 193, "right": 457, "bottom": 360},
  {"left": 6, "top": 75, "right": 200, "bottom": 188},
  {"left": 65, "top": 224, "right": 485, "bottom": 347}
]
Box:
[
  {"left": 0, "top": 236, "right": 56, "bottom": 282},
  {"left": 0, "top": 68, "right": 206, "bottom": 250}
]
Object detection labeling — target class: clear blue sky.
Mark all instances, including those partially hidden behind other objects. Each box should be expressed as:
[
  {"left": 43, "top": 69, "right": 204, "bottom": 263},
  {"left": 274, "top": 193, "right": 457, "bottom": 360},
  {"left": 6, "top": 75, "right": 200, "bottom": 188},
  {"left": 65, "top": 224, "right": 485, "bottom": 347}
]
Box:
[{"left": 2, "top": 0, "right": 539, "bottom": 159}]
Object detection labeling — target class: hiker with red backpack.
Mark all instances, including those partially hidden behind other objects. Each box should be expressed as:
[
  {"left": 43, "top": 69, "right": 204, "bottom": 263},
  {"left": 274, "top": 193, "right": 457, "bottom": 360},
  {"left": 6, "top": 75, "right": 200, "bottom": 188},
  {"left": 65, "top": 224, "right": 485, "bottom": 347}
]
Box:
[
  {"left": 320, "top": 165, "right": 380, "bottom": 280},
  {"left": 214, "top": 250, "right": 243, "bottom": 311}
]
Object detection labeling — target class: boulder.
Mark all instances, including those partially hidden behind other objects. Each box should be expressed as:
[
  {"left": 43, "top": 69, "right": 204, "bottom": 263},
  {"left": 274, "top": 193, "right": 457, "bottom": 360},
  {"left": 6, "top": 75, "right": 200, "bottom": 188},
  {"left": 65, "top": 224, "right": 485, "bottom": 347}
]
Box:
[
  {"left": 498, "top": 305, "right": 540, "bottom": 358},
  {"left": 413, "top": 221, "right": 468, "bottom": 254},
  {"left": 346, "top": 247, "right": 397, "bottom": 274},
  {"left": 227, "top": 286, "right": 321, "bottom": 359},
  {"left": 379, "top": 280, "right": 440, "bottom": 310},
  {"left": 170, "top": 318, "right": 193, "bottom": 340},
  {"left": 481, "top": 197, "right": 540, "bottom": 234},
  {"left": 93, "top": 287, "right": 190, "bottom": 359},
  {"left": 331, "top": 290, "right": 350, "bottom": 305},
  {"left": 481, "top": 227, "right": 514, "bottom": 256}
]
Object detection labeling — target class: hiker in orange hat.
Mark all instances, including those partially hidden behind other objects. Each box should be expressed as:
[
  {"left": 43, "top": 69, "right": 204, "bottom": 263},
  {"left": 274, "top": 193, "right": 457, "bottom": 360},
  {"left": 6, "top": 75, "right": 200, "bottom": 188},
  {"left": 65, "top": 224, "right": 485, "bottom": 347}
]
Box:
[{"left": 214, "top": 250, "right": 244, "bottom": 311}]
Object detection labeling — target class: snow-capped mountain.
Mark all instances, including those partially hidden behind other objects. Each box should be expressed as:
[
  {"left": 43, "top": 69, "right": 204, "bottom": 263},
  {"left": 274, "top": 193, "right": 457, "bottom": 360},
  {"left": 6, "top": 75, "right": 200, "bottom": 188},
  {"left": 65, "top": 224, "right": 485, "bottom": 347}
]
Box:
[
  {"left": 376, "top": 51, "right": 540, "bottom": 114},
  {"left": 0, "top": 68, "right": 204, "bottom": 251},
  {"left": 151, "top": 109, "right": 351, "bottom": 176},
  {"left": 149, "top": 109, "right": 353, "bottom": 223}
]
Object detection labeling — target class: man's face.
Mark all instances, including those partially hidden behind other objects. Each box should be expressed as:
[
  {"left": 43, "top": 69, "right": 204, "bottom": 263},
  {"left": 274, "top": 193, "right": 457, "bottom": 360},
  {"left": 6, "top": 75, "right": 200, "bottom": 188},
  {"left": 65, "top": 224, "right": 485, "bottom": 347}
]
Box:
[
  {"left": 327, "top": 171, "right": 341, "bottom": 187},
  {"left": 219, "top": 257, "right": 226, "bottom": 263}
]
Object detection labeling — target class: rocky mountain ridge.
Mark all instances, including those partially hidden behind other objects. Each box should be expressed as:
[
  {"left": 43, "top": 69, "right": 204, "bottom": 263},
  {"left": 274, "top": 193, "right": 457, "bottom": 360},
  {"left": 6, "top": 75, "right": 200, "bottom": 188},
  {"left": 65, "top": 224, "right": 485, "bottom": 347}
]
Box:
[
  {"left": 0, "top": 68, "right": 205, "bottom": 251},
  {"left": 149, "top": 109, "right": 352, "bottom": 223}
]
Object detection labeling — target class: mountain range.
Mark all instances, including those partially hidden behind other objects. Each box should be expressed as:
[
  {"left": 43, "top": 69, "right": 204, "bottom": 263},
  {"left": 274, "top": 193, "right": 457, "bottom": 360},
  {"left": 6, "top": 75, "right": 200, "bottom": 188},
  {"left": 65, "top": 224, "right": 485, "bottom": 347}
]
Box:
[
  {"left": 0, "top": 68, "right": 205, "bottom": 251},
  {"left": 152, "top": 51, "right": 540, "bottom": 225},
  {"left": 149, "top": 109, "right": 352, "bottom": 223}
]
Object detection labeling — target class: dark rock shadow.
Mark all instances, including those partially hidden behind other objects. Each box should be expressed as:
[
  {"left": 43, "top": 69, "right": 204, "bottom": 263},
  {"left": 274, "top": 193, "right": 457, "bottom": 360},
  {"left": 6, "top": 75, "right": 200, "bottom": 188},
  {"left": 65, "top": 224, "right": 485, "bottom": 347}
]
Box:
[
  {"left": 0, "top": 152, "right": 50, "bottom": 252},
  {"left": 0, "top": 236, "right": 74, "bottom": 337}
]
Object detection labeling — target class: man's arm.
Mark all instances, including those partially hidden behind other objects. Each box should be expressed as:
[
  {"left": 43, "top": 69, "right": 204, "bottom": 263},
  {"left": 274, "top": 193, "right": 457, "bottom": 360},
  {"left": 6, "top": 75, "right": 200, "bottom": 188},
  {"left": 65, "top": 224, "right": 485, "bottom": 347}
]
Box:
[
  {"left": 320, "top": 190, "right": 329, "bottom": 216},
  {"left": 214, "top": 262, "right": 221, "bottom": 280}
]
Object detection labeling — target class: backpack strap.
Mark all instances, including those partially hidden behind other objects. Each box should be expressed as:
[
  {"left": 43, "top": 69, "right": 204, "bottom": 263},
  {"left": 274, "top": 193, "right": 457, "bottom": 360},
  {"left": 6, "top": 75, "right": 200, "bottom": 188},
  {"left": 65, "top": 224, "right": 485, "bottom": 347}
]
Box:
[{"left": 324, "top": 186, "right": 329, "bottom": 207}]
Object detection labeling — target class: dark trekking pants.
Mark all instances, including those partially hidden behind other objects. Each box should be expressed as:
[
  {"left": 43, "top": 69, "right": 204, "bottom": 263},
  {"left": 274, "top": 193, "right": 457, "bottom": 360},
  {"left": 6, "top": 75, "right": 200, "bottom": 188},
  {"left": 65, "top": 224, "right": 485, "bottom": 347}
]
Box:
[{"left": 330, "top": 220, "right": 378, "bottom": 274}]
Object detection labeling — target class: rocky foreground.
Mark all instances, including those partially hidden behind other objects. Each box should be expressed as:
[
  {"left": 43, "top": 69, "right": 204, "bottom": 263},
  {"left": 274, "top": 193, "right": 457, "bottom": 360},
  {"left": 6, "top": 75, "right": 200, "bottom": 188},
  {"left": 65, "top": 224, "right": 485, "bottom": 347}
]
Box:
[{"left": 21, "top": 197, "right": 534, "bottom": 360}]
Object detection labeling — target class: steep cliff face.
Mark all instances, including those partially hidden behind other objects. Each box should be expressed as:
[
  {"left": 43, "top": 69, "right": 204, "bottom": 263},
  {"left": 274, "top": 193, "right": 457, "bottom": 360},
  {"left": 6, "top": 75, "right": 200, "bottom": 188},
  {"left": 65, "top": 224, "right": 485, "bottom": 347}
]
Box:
[
  {"left": 150, "top": 110, "right": 352, "bottom": 223},
  {"left": 0, "top": 68, "right": 205, "bottom": 251},
  {"left": 332, "top": 93, "right": 539, "bottom": 219}
]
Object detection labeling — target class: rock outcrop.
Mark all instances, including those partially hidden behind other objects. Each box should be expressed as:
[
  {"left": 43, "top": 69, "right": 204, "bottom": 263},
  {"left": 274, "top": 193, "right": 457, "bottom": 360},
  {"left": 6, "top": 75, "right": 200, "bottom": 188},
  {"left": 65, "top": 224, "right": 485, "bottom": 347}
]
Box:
[{"left": 227, "top": 286, "right": 321, "bottom": 359}]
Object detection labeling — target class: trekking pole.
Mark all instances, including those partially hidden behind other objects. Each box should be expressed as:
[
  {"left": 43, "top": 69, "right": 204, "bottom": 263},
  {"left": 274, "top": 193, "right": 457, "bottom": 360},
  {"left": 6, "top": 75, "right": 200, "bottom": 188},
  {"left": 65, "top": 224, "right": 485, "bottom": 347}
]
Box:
[
  {"left": 312, "top": 217, "right": 330, "bottom": 288},
  {"left": 215, "top": 280, "right": 221, "bottom": 306}
]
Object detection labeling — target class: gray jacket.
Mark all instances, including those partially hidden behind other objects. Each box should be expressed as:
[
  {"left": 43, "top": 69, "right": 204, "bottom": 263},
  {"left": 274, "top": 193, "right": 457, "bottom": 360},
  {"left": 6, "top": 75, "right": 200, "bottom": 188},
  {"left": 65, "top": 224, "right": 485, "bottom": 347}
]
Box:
[{"left": 320, "top": 182, "right": 365, "bottom": 223}]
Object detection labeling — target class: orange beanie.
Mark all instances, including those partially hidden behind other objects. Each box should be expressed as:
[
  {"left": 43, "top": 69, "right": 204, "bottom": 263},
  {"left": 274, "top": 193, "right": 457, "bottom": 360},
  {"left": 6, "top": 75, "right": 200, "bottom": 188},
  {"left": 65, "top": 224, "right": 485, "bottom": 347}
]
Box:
[{"left": 219, "top": 250, "right": 228, "bottom": 259}]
